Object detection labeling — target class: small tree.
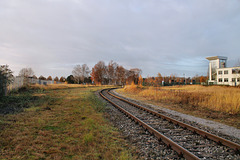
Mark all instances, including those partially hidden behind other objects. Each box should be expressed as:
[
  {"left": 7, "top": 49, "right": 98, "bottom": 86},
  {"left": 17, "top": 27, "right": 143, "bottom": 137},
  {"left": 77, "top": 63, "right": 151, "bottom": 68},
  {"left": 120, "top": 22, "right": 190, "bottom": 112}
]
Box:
[
  {"left": 60, "top": 77, "right": 65, "bottom": 82},
  {"left": 39, "top": 75, "right": 46, "bottom": 80},
  {"left": 54, "top": 76, "right": 59, "bottom": 82},
  {"left": 0, "top": 65, "right": 14, "bottom": 96},
  {"left": 66, "top": 75, "right": 75, "bottom": 84},
  {"left": 47, "top": 76, "right": 52, "bottom": 81}
]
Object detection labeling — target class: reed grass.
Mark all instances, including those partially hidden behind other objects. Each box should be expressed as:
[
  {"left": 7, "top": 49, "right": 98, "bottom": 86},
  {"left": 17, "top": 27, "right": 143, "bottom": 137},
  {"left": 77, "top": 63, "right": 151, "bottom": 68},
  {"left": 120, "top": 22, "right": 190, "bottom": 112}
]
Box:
[{"left": 123, "top": 85, "right": 240, "bottom": 115}]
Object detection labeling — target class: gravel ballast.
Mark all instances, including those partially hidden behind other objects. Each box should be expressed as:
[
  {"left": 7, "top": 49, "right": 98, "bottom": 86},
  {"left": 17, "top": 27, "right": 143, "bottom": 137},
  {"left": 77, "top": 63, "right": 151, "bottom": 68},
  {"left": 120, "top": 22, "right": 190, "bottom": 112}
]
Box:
[
  {"left": 97, "top": 90, "right": 183, "bottom": 159},
  {"left": 113, "top": 90, "right": 240, "bottom": 141},
  {"left": 97, "top": 89, "right": 240, "bottom": 159}
]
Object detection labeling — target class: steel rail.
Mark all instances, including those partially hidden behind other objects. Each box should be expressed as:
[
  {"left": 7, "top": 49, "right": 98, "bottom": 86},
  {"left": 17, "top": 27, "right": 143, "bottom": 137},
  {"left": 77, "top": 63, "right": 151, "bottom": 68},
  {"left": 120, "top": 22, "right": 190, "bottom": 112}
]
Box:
[
  {"left": 107, "top": 89, "right": 240, "bottom": 153},
  {"left": 100, "top": 89, "right": 200, "bottom": 160}
]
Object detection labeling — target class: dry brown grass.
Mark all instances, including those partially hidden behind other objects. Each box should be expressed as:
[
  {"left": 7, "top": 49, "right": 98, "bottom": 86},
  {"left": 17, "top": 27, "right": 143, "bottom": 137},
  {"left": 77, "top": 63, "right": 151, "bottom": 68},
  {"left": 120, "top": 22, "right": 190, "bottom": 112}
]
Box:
[
  {"left": 0, "top": 86, "right": 136, "bottom": 159},
  {"left": 29, "top": 84, "right": 108, "bottom": 90},
  {"left": 118, "top": 85, "right": 240, "bottom": 128}
]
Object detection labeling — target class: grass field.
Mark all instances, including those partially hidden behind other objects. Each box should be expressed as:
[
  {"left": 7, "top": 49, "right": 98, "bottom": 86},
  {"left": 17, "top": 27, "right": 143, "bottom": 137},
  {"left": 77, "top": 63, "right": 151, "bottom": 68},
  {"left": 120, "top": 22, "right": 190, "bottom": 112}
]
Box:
[
  {"left": 0, "top": 85, "right": 136, "bottom": 159},
  {"left": 117, "top": 85, "right": 240, "bottom": 128}
]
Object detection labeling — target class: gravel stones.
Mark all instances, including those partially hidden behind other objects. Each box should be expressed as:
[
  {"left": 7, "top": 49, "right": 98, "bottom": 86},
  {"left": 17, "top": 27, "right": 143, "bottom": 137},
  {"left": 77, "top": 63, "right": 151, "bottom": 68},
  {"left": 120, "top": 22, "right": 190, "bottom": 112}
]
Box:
[
  {"left": 97, "top": 90, "right": 240, "bottom": 159},
  {"left": 97, "top": 90, "right": 183, "bottom": 159},
  {"left": 112, "top": 90, "right": 240, "bottom": 144}
]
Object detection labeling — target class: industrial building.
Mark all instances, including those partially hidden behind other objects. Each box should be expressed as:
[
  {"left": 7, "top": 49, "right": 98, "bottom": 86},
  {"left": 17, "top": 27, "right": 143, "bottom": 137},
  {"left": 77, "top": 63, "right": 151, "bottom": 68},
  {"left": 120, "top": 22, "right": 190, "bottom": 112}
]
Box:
[{"left": 206, "top": 56, "right": 240, "bottom": 86}]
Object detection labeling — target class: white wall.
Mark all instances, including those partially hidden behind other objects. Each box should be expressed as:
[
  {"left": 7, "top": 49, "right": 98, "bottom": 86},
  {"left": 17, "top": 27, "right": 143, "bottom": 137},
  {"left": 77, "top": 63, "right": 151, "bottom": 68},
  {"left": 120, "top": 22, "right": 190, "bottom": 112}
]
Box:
[{"left": 217, "top": 68, "right": 240, "bottom": 86}]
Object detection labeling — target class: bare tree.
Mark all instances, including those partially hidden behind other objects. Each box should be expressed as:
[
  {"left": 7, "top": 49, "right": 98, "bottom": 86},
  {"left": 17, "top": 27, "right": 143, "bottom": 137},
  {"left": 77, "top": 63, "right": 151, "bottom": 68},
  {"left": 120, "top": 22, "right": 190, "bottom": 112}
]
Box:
[
  {"left": 19, "top": 68, "right": 34, "bottom": 85},
  {"left": 107, "top": 61, "right": 118, "bottom": 85},
  {"left": 116, "top": 65, "right": 126, "bottom": 85},
  {"left": 126, "top": 68, "right": 142, "bottom": 84},
  {"left": 72, "top": 64, "right": 90, "bottom": 84},
  {"left": 72, "top": 65, "right": 82, "bottom": 84},
  {"left": 81, "top": 64, "right": 90, "bottom": 83},
  {"left": 19, "top": 68, "right": 34, "bottom": 78}
]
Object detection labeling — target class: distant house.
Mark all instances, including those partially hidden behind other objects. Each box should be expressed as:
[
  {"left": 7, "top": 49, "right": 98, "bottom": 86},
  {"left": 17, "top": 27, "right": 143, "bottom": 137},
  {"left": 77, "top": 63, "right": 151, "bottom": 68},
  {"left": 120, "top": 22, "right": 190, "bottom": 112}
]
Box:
[{"left": 206, "top": 56, "right": 240, "bottom": 86}]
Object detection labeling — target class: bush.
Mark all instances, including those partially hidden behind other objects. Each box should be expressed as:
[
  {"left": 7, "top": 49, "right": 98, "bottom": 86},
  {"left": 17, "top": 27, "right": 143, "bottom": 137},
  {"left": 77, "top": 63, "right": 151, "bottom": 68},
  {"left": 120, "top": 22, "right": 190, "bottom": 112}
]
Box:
[{"left": 0, "top": 65, "right": 13, "bottom": 97}]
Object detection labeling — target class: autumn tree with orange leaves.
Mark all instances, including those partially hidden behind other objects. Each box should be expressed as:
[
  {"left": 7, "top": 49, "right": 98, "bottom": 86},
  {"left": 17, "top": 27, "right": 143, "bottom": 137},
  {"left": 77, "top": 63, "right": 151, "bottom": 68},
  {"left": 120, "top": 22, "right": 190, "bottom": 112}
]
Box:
[
  {"left": 138, "top": 75, "right": 143, "bottom": 87},
  {"left": 47, "top": 76, "right": 52, "bottom": 81},
  {"left": 91, "top": 60, "right": 141, "bottom": 85},
  {"left": 91, "top": 61, "right": 107, "bottom": 85},
  {"left": 154, "top": 73, "right": 162, "bottom": 87}
]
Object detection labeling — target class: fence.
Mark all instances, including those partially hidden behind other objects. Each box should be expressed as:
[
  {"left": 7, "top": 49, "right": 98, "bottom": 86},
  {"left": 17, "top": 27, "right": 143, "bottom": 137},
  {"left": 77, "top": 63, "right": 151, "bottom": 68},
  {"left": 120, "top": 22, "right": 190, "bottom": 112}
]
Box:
[
  {"left": 7, "top": 76, "right": 24, "bottom": 92},
  {"left": 6, "top": 76, "right": 63, "bottom": 94}
]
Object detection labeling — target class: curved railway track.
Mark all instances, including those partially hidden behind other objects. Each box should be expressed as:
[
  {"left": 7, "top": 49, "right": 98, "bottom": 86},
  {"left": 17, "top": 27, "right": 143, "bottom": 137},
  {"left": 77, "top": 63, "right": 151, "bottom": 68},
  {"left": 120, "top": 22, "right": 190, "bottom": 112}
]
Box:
[{"left": 100, "top": 88, "right": 240, "bottom": 160}]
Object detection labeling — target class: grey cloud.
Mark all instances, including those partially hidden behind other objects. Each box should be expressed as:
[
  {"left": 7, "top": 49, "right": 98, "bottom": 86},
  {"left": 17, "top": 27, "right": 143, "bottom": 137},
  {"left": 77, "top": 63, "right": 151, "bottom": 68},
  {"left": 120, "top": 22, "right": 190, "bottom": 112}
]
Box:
[{"left": 0, "top": 0, "right": 240, "bottom": 78}]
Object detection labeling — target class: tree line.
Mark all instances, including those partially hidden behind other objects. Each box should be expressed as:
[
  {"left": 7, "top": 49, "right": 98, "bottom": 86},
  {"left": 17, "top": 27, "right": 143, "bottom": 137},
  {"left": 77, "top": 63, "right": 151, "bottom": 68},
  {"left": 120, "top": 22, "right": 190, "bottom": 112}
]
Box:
[
  {"left": 0, "top": 60, "right": 142, "bottom": 94},
  {"left": 143, "top": 73, "right": 208, "bottom": 86},
  {"left": 71, "top": 60, "right": 142, "bottom": 85},
  {"left": 17, "top": 61, "right": 141, "bottom": 85},
  {"left": 0, "top": 62, "right": 212, "bottom": 97}
]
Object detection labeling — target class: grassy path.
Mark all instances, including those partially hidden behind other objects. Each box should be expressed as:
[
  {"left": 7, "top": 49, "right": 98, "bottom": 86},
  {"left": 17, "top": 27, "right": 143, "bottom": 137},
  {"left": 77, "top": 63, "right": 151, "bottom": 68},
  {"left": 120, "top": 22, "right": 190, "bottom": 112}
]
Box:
[{"left": 0, "top": 86, "right": 135, "bottom": 160}]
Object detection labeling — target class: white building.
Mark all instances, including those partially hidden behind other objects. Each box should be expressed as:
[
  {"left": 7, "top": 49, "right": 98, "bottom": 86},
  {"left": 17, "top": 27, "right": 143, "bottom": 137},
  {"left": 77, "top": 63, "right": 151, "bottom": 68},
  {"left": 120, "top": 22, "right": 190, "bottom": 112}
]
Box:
[{"left": 206, "top": 56, "right": 240, "bottom": 86}]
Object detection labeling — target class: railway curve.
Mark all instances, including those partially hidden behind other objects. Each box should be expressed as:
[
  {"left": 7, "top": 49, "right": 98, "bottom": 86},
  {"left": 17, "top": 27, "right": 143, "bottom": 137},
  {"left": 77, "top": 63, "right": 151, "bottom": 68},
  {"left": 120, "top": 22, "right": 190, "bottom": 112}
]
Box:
[{"left": 100, "top": 88, "right": 240, "bottom": 160}]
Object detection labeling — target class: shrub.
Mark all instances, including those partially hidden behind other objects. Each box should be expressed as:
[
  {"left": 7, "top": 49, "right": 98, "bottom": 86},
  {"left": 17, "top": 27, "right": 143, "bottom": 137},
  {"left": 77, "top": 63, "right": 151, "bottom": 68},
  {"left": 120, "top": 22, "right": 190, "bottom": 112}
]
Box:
[{"left": 0, "top": 65, "right": 13, "bottom": 97}]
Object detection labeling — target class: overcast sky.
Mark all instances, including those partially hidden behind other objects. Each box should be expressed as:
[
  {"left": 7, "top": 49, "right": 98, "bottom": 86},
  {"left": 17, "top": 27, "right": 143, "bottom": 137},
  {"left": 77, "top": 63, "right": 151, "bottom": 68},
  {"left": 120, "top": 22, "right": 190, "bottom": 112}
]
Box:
[{"left": 1, "top": 0, "right": 240, "bottom": 78}]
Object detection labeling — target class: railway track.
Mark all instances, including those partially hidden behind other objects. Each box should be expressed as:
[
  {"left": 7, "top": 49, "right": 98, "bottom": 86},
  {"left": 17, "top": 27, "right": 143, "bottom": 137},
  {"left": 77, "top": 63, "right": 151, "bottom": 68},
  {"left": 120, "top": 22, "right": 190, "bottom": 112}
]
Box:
[{"left": 100, "top": 88, "right": 240, "bottom": 160}]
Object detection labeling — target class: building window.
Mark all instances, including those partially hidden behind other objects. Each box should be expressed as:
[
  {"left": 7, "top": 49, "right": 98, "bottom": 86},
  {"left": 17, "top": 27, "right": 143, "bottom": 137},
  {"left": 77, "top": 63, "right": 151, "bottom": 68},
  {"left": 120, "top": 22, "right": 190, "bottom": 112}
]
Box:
[
  {"left": 232, "top": 69, "right": 240, "bottom": 74},
  {"left": 219, "top": 59, "right": 226, "bottom": 68},
  {"left": 224, "top": 78, "right": 228, "bottom": 82},
  {"left": 224, "top": 70, "right": 228, "bottom": 74},
  {"left": 218, "top": 78, "right": 223, "bottom": 82},
  {"left": 218, "top": 71, "right": 222, "bottom": 75},
  {"left": 232, "top": 78, "right": 236, "bottom": 82}
]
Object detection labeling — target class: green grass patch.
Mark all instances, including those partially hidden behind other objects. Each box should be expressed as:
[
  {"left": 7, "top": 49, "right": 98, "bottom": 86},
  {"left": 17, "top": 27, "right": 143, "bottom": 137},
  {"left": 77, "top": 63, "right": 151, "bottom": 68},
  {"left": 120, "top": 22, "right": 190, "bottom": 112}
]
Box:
[
  {"left": 0, "top": 86, "right": 136, "bottom": 160},
  {"left": 42, "top": 125, "right": 60, "bottom": 131}
]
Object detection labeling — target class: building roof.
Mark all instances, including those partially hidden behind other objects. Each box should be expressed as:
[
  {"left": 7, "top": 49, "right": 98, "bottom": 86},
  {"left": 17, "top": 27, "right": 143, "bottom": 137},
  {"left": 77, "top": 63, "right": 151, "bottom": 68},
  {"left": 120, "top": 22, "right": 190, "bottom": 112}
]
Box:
[
  {"left": 216, "top": 66, "right": 240, "bottom": 70},
  {"left": 206, "top": 56, "right": 227, "bottom": 60}
]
